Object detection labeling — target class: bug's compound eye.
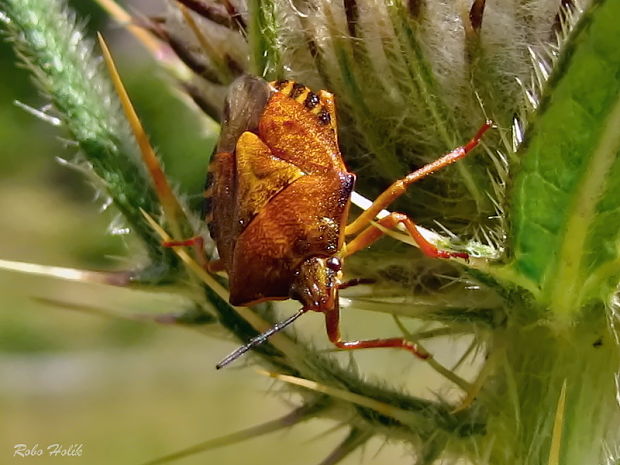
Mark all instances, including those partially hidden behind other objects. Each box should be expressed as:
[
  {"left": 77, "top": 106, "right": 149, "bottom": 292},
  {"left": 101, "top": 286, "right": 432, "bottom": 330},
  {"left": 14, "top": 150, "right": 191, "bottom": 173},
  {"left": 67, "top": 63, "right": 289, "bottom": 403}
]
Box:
[{"left": 326, "top": 257, "right": 342, "bottom": 272}]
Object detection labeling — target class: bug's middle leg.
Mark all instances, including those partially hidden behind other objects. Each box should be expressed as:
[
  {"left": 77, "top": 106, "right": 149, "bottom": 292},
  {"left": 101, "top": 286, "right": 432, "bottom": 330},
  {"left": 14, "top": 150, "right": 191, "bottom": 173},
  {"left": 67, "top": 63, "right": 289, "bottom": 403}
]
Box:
[
  {"left": 323, "top": 307, "right": 428, "bottom": 359},
  {"left": 344, "top": 212, "right": 468, "bottom": 259}
]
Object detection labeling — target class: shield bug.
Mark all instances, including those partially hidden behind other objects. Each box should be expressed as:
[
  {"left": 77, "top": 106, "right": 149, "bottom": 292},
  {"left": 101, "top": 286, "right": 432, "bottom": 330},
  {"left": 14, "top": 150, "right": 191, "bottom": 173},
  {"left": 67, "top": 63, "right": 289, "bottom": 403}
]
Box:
[{"left": 168, "top": 76, "right": 492, "bottom": 368}]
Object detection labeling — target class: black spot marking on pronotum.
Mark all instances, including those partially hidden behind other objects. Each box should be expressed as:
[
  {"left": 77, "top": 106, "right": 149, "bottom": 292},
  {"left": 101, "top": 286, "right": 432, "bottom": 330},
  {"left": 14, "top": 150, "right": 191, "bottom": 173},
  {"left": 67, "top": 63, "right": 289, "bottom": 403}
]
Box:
[
  {"left": 304, "top": 92, "right": 320, "bottom": 110},
  {"left": 291, "top": 82, "right": 306, "bottom": 99},
  {"left": 317, "top": 108, "right": 331, "bottom": 125},
  {"left": 273, "top": 79, "right": 289, "bottom": 90},
  {"left": 593, "top": 337, "right": 603, "bottom": 348}
]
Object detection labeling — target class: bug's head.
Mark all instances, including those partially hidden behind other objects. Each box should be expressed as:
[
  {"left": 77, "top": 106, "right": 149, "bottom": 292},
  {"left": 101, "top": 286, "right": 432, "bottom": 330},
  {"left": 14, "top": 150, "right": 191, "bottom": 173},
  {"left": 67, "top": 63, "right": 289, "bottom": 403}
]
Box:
[{"left": 290, "top": 256, "right": 342, "bottom": 312}]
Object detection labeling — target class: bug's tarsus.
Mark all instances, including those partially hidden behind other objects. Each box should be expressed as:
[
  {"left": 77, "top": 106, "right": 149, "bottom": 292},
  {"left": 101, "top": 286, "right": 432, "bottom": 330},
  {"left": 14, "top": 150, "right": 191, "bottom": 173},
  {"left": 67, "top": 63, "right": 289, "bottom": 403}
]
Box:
[
  {"left": 216, "top": 308, "right": 307, "bottom": 369},
  {"left": 464, "top": 120, "right": 494, "bottom": 153}
]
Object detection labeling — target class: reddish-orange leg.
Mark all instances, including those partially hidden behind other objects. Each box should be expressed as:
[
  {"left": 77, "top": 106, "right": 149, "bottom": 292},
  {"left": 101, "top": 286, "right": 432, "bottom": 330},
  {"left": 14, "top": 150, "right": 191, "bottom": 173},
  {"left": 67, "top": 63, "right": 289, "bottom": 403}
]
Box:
[
  {"left": 163, "top": 236, "right": 224, "bottom": 272},
  {"left": 344, "top": 212, "right": 468, "bottom": 259},
  {"left": 345, "top": 121, "right": 493, "bottom": 238},
  {"left": 324, "top": 306, "right": 429, "bottom": 359},
  {"left": 330, "top": 121, "right": 493, "bottom": 356}
]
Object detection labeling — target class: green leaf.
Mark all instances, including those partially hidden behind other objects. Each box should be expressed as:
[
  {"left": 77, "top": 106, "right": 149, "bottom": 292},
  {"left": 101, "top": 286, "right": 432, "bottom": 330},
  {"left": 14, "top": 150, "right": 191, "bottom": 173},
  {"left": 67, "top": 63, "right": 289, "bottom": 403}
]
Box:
[{"left": 506, "top": 0, "right": 620, "bottom": 318}]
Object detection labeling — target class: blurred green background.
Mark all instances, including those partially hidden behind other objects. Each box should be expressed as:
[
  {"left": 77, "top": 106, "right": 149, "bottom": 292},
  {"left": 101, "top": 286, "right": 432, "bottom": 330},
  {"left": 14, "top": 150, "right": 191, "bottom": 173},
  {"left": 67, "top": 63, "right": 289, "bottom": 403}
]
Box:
[{"left": 0, "top": 2, "right": 446, "bottom": 463}]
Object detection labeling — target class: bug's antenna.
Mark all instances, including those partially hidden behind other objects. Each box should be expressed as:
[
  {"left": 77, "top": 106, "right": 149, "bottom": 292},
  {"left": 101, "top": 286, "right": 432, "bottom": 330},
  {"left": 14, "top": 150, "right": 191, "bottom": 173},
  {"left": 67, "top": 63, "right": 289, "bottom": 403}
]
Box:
[{"left": 216, "top": 308, "right": 307, "bottom": 369}]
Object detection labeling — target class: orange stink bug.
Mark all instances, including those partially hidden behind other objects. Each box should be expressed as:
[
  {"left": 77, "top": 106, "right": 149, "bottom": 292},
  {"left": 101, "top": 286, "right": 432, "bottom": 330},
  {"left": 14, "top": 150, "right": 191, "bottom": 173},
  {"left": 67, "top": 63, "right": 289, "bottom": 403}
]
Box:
[{"left": 168, "top": 76, "right": 492, "bottom": 368}]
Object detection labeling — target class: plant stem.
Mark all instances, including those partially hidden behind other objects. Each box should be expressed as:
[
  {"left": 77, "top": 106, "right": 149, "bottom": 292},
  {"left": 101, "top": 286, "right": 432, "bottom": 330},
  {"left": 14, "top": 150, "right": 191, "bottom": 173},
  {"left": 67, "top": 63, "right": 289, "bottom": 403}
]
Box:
[{"left": 471, "top": 310, "right": 620, "bottom": 464}]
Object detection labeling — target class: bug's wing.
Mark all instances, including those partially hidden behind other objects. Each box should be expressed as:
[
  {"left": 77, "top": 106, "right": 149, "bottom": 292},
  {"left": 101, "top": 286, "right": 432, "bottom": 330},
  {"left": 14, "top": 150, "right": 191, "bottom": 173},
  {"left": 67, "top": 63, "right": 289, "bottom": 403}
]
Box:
[
  {"left": 207, "top": 131, "right": 305, "bottom": 270},
  {"left": 234, "top": 131, "right": 305, "bottom": 229},
  {"left": 205, "top": 151, "right": 237, "bottom": 269},
  {"left": 204, "top": 76, "right": 273, "bottom": 267},
  {"left": 228, "top": 172, "right": 354, "bottom": 306},
  {"left": 217, "top": 75, "right": 272, "bottom": 153}
]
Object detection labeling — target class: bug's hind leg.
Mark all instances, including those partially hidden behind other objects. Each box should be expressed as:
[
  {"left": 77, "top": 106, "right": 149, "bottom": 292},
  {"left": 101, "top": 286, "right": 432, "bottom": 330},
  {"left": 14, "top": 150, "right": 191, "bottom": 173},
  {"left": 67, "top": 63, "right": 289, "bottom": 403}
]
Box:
[
  {"left": 323, "top": 307, "right": 429, "bottom": 359},
  {"left": 344, "top": 212, "right": 468, "bottom": 260}
]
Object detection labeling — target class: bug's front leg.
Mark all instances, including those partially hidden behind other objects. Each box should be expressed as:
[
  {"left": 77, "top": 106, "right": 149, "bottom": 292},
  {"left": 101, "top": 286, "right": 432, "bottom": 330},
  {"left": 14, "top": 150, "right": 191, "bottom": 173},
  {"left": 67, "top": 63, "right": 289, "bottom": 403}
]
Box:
[
  {"left": 343, "top": 212, "right": 468, "bottom": 259},
  {"left": 323, "top": 307, "right": 429, "bottom": 359}
]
